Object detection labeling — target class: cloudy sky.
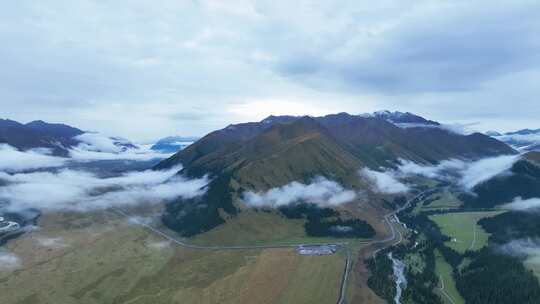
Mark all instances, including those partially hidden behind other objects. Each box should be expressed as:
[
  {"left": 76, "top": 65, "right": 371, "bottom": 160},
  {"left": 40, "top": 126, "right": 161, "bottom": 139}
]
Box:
[{"left": 2, "top": 0, "right": 540, "bottom": 141}]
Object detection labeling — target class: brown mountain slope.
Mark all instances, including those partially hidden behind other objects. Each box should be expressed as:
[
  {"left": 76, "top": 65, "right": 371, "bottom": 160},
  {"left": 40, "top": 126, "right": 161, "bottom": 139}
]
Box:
[{"left": 157, "top": 113, "right": 515, "bottom": 236}]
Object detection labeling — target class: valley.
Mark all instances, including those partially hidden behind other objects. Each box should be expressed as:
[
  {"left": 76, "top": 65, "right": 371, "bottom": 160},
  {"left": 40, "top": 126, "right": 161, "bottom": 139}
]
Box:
[
  {"left": 2, "top": 114, "right": 540, "bottom": 304},
  {"left": 5, "top": 1, "right": 540, "bottom": 302}
]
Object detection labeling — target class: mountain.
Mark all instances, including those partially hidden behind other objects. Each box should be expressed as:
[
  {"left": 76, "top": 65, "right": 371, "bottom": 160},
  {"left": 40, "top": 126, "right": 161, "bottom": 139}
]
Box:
[
  {"left": 150, "top": 136, "right": 198, "bottom": 153},
  {"left": 157, "top": 112, "right": 515, "bottom": 236},
  {"left": 25, "top": 120, "right": 84, "bottom": 138},
  {"left": 485, "top": 130, "right": 502, "bottom": 137},
  {"left": 490, "top": 128, "right": 540, "bottom": 152},
  {"left": 461, "top": 151, "right": 540, "bottom": 208},
  {"left": 0, "top": 119, "right": 82, "bottom": 156}
]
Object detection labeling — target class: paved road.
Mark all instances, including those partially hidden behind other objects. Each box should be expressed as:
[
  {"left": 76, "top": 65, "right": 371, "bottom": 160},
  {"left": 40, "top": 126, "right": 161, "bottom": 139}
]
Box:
[
  {"left": 338, "top": 188, "right": 438, "bottom": 303},
  {"left": 112, "top": 207, "right": 351, "bottom": 250},
  {"left": 469, "top": 222, "right": 477, "bottom": 251},
  {"left": 371, "top": 189, "right": 435, "bottom": 260},
  {"left": 439, "top": 274, "right": 456, "bottom": 304},
  {"left": 336, "top": 247, "right": 351, "bottom": 304}
]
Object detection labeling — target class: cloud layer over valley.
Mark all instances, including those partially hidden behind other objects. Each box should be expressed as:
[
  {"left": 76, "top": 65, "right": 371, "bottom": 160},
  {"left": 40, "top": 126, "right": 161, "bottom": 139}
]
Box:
[
  {"left": 360, "top": 168, "right": 409, "bottom": 194},
  {"left": 243, "top": 177, "right": 357, "bottom": 208},
  {"left": 503, "top": 197, "right": 540, "bottom": 211},
  {"left": 397, "top": 155, "right": 520, "bottom": 189},
  {"left": 0, "top": 166, "right": 208, "bottom": 212},
  {"left": 0, "top": 134, "right": 172, "bottom": 173},
  {"left": 69, "top": 133, "right": 172, "bottom": 161},
  {"left": 0, "top": 144, "right": 66, "bottom": 172}
]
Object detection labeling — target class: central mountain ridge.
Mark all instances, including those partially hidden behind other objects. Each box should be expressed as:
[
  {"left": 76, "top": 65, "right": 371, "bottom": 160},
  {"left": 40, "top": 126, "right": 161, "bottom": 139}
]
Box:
[{"left": 157, "top": 112, "right": 515, "bottom": 236}]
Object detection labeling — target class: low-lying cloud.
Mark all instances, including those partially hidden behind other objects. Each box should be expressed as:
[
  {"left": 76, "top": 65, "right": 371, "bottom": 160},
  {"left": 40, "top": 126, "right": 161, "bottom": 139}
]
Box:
[
  {"left": 243, "top": 177, "right": 357, "bottom": 208},
  {"left": 460, "top": 155, "right": 519, "bottom": 189},
  {"left": 0, "top": 250, "right": 20, "bottom": 270},
  {"left": 0, "top": 166, "right": 208, "bottom": 212},
  {"left": 503, "top": 197, "right": 540, "bottom": 211},
  {"left": 0, "top": 144, "right": 66, "bottom": 172},
  {"left": 70, "top": 133, "right": 171, "bottom": 161},
  {"left": 35, "top": 237, "right": 68, "bottom": 249},
  {"left": 397, "top": 155, "right": 520, "bottom": 189},
  {"left": 496, "top": 133, "right": 540, "bottom": 149},
  {"left": 498, "top": 238, "right": 540, "bottom": 262},
  {"left": 360, "top": 168, "right": 409, "bottom": 194},
  {"left": 0, "top": 138, "right": 171, "bottom": 173},
  {"left": 398, "top": 158, "right": 466, "bottom": 179}
]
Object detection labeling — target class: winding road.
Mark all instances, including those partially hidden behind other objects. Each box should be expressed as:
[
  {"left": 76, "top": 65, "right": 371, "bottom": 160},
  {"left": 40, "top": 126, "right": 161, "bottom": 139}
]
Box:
[{"left": 371, "top": 189, "right": 436, "bottom": 260}]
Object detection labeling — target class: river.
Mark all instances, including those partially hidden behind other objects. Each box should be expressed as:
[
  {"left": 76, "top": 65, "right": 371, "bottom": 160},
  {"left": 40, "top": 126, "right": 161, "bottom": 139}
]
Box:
[{"left": 388, "top": 252, "right": 407, "bottom": 304}]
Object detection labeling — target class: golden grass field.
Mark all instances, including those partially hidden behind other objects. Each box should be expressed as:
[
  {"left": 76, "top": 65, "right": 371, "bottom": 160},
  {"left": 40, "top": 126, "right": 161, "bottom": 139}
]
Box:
[{"left": 0, "top": 210, "right": 345, "bottom": 304}]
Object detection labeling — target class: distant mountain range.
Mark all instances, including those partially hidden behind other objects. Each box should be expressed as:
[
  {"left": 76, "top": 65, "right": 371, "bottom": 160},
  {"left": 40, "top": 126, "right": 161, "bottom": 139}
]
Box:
[
  {"left": 0, "top": 119, "right": 84, "bottom": 156},
  {"left": 0, "top": 118, "right": 141, "bottom": 157},
  {"left": 156, "top": 112, "right": 515, "bottom": 236},
  {"left": 488, "top": 128, "right": 540, "bottom": 152}
]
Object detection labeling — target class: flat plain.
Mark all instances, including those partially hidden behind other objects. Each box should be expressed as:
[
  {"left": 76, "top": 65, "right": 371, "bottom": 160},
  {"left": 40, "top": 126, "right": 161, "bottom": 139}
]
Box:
[
  {"left": 429, "top": 211, "right": 503, "bottom": 253},
  {"left": 0, "top": 210, "right": 345, "bottom": 304}
]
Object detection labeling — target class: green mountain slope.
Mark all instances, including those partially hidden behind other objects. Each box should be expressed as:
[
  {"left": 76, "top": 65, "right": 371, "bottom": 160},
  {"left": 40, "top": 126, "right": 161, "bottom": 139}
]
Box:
[{"left": 461, "top": 152, "right": 540, "bottom": 208}]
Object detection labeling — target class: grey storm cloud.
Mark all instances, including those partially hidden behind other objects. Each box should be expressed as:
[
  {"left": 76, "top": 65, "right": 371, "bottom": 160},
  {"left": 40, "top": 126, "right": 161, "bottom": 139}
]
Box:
[{"left": 2, "top": 1, "right": 540, "bottom": 140}]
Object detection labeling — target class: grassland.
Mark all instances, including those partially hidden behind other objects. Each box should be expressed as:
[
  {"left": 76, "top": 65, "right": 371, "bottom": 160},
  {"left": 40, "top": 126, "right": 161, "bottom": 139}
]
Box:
[
  {"left": 429, "top": 211, "right": 503, "bottom": 253},
  {"left": 434, "top": 250, "right": 465, "bottom": 304},
  {"left": 416, "top": 191, "right": 462, "bottom": 213},
  {"left": 0, "top": 210, "right": 346, "bottom": 304},
  {"left": 189, "top": 210, "right": 368, "bottom": 246}
]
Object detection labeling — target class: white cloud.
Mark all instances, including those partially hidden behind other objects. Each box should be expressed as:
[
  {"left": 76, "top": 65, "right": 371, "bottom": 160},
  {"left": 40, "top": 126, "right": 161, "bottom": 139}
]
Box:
[
  {"left": 394, "top": 122, "right": 477, "bottom": 135},
  {"left": 460, "top": 155, "right": 519, "bottom": 189},
  {"left": 397, "top": 158, "right": 466, "bottom": 179},
  {"left": 360, "top": 168, "right": 409, "bottom": 194},
  {"left": 503, "top": 197, "right": 540, "bottom": 211},
  {"left": 69, "top": 133, "right": 171, "bottom": 161},
  {"left": 74, "top": 133, "right": 127, "bottom": 153},
  {"left": 146, "top": 240, "right": 171, "bottom": 250},
  {"left": 243, "top": 176, "right": 356, "bottom": 208},
  {"left": 35, "top": 237, "right": 68, "bottom": 248},
  {"left": 0, "top": 144, "right": 67, "bottom": 172},
  {"left": 0, "top": 166, "right": 207, "bottom": 212},
  {"left": 0, "top": 250, "right": 20, "bottom": 270},
  {"left": 496, "top": 133, "right": 540, "bottom": 148},
  {"left": 68, "top": 147, "right": 171, "bottom": 161},
  {"left": 499, "top": 133, "right": 540, "bottom": 143},
  {"left": 498, "top": 238, "right": 540, "bottom": 262},
  {"left": 397, "top": 155, "right": 520, "bottom": 189}
]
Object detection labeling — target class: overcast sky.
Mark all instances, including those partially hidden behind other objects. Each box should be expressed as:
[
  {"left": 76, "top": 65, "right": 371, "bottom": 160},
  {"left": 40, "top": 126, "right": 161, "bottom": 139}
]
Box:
[{"left": 2, "top": 1, "right": 540, "bottom": 141}]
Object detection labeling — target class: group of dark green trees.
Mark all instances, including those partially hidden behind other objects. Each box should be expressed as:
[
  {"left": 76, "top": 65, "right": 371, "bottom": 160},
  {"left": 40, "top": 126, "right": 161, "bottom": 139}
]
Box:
[{"left": 368, "top": 194, "right": 540, "bottom": 304}]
